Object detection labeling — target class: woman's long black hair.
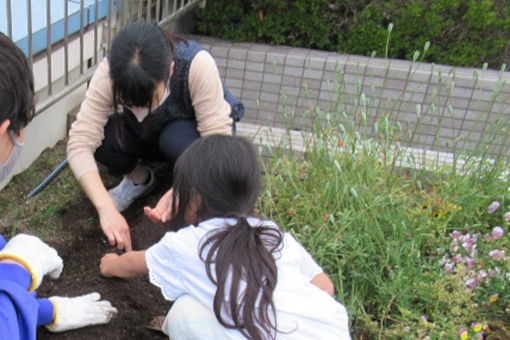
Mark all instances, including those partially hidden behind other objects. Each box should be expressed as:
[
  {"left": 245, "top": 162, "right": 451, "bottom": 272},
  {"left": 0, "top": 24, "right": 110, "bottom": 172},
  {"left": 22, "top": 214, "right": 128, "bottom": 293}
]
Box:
[
  {"left": 170, "top": 135, "right": 283, "bottom": 340},
  {"left": 110, "top": 21, "right": 174, "bottom": 110},
  {"left": 108, "top": 22, "right": 184, "bottom": 142}
]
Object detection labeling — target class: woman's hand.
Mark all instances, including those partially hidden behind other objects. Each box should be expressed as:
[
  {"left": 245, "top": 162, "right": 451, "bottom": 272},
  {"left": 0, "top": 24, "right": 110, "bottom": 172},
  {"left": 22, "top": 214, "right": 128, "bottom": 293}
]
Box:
[
  {"left": 144, "top": 188, "right": 174, "bottom": 223},
  {"left": 78, "top": 171, "right": 132, "bottom": 251},
  {"left": 98, "top": 207, "right": 132, "bottom": 252}
]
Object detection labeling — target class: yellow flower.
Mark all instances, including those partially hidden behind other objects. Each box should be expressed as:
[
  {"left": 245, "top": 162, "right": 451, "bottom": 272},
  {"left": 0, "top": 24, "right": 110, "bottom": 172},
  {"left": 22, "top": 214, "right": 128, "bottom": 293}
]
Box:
[
  {"left": 460, "top": 331, "right": 468, "bottom": 340},
  {"left": 489, "top": 294, "right": 499, "bottom": 304},
  {"left": 473, "top": 323, "right": 482, "bottom": 333}
]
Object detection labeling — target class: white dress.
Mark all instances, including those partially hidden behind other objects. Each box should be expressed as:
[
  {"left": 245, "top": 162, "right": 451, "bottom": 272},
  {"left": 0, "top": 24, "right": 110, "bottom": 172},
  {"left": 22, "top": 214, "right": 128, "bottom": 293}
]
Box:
[{"left": 146, "top": 217, "right": 351, "bottom": 339}]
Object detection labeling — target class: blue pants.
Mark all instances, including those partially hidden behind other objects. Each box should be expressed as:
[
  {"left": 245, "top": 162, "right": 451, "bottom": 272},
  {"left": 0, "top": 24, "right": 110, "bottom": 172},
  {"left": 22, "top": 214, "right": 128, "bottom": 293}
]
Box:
[{"left": 95, "top": 112, "right": 200, "bottom": 176}]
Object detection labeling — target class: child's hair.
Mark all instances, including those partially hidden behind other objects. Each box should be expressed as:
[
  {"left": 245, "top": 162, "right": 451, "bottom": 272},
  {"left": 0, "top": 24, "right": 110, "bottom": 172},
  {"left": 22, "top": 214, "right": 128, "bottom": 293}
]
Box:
[
  {"left": 0, "top": 32, "right": 35, "bottom": 134},
  {"left": 170, "top": 135, "right": 283, "bottom": 340}
]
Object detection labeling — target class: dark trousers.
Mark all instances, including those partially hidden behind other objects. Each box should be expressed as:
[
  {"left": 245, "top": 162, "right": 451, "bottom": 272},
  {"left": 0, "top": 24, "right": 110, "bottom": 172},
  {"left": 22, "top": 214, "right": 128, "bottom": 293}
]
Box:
[{"left": 95, "top": 113, "right": 200, "bottom": 176}]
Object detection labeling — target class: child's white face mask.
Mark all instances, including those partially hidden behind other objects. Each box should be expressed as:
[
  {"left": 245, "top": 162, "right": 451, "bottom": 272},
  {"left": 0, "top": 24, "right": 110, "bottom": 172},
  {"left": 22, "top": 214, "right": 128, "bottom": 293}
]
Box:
[{"left": 0, "top": 131, "right": 24, "bottom": 183}]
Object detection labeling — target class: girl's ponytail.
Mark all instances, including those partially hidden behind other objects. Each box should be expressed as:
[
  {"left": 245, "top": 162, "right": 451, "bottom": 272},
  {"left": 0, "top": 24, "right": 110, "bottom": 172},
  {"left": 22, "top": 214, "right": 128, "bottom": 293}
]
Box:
[{"left": 199, "top": 214, "right": 282, "bottom": 340}]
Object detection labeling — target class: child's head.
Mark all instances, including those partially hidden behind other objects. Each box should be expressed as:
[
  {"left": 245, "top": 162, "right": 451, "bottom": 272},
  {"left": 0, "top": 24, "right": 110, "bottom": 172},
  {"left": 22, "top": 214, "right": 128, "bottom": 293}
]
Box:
[
  {"left": 171, "top": 134, "right": 261, "bottom": 225},
  {"left": 0, "top": 32, "right": 35, "bottom": 135}
]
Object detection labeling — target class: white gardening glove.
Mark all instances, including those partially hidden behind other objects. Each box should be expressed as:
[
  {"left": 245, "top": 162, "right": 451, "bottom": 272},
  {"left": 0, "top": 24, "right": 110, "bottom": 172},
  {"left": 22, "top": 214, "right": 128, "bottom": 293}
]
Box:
[
  {"left": 0, "top": 233, "right": 63, "bottom": 291},
  {"left": 47, "top": 292, "right": 118, "bottom": 332}
]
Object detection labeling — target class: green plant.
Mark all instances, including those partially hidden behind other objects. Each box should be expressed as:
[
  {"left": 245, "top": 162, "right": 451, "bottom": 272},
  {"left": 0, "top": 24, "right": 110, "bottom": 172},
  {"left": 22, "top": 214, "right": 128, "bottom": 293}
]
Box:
[
  {"left": 196, "top": 0, "right": 510, "bottom": 69},
  {"left": 196, "top": 0, "right": 337, "bottom": 49},
  {"left": 255, "top": 108, "right": 509, "bottom": 337},
  {"left": 248, "top": 36, "right": 510, "bottom": 335}
]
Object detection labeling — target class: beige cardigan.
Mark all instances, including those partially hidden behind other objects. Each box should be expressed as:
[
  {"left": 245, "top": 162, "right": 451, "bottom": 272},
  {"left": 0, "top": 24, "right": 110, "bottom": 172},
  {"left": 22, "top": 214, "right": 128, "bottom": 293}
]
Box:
[{"left": 67, "top": 51, "right": 233, "bottom": 180}]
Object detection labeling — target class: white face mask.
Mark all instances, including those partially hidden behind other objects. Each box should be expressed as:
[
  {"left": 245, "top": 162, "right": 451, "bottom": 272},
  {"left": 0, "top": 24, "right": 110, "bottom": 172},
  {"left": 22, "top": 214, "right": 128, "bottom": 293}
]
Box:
[
  {"left": 130, "top": 107, "right": 150, "bottom": 122},
  {"left": 129, "top": 86, "right": 171, "bottom": 122},
  {"left": 0, "top": 131, "right": 24, "bottom": 183}
]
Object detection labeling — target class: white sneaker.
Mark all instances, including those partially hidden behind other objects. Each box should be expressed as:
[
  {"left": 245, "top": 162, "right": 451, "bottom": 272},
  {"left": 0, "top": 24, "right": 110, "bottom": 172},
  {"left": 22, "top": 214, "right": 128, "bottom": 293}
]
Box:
[{"left": 108, "top": 167, "right": 156, "bottom": 212}]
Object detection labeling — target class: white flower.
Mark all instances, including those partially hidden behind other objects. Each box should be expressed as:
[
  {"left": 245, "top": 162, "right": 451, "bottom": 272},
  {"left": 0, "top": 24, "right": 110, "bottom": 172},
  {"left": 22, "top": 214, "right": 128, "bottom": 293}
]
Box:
[{"left": 488, "top": 201, "right": 500, "bottom": 214}]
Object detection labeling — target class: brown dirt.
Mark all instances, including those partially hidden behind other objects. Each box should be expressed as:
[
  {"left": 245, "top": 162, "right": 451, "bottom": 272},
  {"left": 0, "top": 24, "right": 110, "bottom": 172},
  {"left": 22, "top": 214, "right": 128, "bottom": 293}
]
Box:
[{"left": 32, "top": 164, "right": 175, "bottom": 340}]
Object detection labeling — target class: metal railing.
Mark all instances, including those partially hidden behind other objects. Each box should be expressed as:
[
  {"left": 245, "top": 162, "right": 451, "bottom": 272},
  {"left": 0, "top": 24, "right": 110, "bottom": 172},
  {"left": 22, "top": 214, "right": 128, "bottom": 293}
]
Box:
[{"left": 1, "top": 0, "right": 205, "bottom": 116}]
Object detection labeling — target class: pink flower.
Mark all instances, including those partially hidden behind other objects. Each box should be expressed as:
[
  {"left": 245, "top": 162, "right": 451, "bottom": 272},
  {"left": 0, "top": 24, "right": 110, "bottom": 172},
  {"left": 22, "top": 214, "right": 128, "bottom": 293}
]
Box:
[
  {"left": 488, "top": 249, "right": 505, "bottom": 261},
  {"left": 487, "top": 201, "right": 500, "bottom": 213},
  {"left": 462, "top": 234, "right": 477, "bottom": 252},
  {"left": 452, "top": 230, "right": 462, "bottom": 239},
  {"left": 477, "top": 270, "right": 488, "bottom": 280},
  {"left": 465, "top": 277, "right": 478, "bottom": 289},
  {"left": 452, "top": 254, "right": 463, "bottom": 263},
  {"left": 505, "top": 211, "right": 510, "bottom": 223},
  {"left": 492, "top": 226, "right": 504, "bottom": 240},
  {"left": 465, "top": 257, "right": 475, "bottom": 268}
]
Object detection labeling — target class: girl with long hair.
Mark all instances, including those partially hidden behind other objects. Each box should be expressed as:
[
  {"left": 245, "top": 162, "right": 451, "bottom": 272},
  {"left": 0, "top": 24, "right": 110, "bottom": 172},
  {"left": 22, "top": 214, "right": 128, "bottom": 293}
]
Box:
[
  {"left": 67, "top": 22, "right": 243, "bottom": 251},
  {"left": 100, "top": 135, "right": 350, "bottom": 339}
]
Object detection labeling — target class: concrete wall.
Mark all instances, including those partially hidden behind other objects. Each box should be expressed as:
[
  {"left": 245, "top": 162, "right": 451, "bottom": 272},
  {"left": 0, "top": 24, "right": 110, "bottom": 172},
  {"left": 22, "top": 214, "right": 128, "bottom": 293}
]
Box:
[{"left": 193, "top": 35, "right": 510, "bottom": 158}]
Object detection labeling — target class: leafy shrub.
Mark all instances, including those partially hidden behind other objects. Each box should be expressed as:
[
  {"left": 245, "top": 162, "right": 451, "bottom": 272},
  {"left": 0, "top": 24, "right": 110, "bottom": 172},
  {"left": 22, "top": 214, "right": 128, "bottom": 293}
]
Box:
[
  {"left": 195, "top": 0, "right": 510, "bottom": 69},
  {"left": 196, "top": 0, "right": 336, "bottom": 49}
]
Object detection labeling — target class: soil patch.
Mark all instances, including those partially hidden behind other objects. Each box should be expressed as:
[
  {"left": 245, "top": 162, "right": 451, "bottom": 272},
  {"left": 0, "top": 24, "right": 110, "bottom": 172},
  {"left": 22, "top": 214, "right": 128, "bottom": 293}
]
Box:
[{"left": 29, "top": 163, "right": 176, "bottom": 339}]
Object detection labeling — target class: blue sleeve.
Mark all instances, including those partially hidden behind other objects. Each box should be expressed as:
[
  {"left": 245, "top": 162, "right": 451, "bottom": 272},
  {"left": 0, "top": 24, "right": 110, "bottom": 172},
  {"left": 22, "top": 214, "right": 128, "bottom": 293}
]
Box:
[
  {"left": 36, "top": 298, "right": 55, "bottom": 326},
  {"left": 0, "top": 234, "right": 6, "bottom": 249},
  {"left": 0, "top": 263, "right": 39, "bottom": 340}
]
